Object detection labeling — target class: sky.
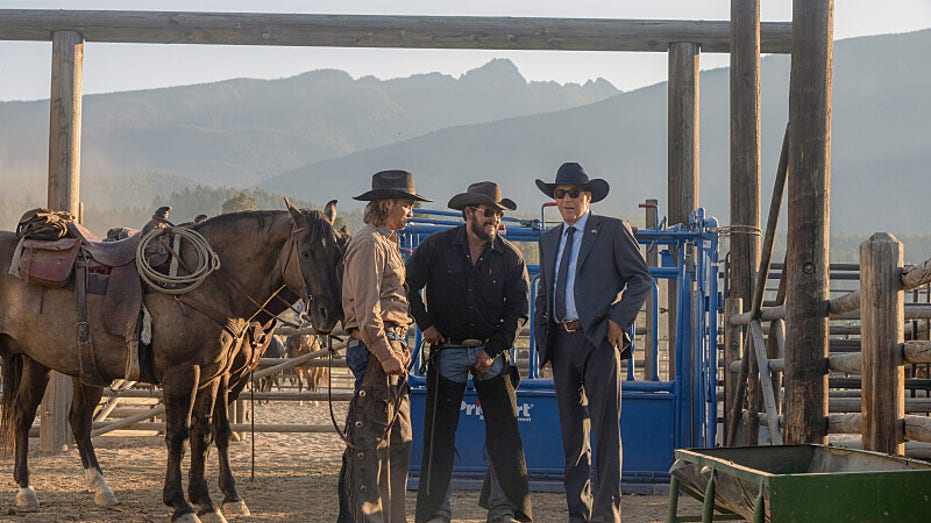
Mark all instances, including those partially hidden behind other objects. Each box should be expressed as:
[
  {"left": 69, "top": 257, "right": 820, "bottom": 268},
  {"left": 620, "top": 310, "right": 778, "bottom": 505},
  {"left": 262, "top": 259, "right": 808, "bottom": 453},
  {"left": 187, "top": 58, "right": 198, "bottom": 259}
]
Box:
[{"left": 1, "top": 1, "right": 931, "bottom": 101}]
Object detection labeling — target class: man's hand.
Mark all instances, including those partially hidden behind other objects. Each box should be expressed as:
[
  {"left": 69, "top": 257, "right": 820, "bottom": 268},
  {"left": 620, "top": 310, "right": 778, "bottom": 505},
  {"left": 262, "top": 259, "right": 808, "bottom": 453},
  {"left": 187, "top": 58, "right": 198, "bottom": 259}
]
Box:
[
  {"left": 422, "top": 325, "right": 446, "bottom": 346},
  {"left": 380, "top": 352, "right": 406, "bottom": 376},
  {"left": 607, "top": 319, "right": 626, "bottom": 349},
  {"left": 474, "top": 349, "right": 494, "bottom": 374}
]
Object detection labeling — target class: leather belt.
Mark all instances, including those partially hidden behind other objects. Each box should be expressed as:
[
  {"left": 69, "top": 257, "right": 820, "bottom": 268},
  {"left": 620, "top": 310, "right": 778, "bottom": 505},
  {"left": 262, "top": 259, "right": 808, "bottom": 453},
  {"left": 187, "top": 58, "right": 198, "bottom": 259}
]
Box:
[
  {"left": 558, "top": 319, "right": 582, "bottom": 333},
  {"left": 383, "top": 322, "right": 409, "bottom": 337},
  {"left": 446, "top": 338, "right": 486, "bottom": 348}
]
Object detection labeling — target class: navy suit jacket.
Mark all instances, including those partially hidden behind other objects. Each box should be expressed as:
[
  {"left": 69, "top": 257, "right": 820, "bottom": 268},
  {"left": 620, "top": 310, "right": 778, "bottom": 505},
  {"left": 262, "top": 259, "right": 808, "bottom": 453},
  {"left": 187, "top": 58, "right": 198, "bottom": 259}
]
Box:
[{"left": 534, "top": 213, "right": 652, "bottom": 367}]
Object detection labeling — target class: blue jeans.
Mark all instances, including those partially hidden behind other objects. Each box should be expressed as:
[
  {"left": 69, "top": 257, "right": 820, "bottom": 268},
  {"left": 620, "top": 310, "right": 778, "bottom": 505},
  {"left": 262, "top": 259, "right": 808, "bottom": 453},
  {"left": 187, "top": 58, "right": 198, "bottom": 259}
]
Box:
[
  {"left": 433, "top": 345, "right": 511, "bottom": 521},
  {"left": 345, "top": 338, "right": 369, "bottom": 391}
]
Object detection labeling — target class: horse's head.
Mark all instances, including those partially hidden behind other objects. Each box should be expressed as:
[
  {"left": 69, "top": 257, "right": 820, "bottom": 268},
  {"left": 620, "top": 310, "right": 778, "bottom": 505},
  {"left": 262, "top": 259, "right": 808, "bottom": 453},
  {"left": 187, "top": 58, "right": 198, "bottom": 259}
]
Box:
[{"left": 283, "top": 199, "right": 348, "bottom": 334}]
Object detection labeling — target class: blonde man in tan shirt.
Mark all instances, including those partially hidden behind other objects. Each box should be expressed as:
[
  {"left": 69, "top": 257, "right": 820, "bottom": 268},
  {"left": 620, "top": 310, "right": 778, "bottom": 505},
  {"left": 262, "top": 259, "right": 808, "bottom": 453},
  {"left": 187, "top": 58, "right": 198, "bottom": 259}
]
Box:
[{"left": 337, "top": 170, "right": 431, "bottom": 523}]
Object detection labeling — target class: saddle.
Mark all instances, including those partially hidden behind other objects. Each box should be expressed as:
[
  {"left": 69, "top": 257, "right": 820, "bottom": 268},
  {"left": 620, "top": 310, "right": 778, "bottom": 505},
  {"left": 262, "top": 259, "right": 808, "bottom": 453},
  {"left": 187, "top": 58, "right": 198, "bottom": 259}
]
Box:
[{"left": 14, "top": 209, "right": 174, "bottom": 386}]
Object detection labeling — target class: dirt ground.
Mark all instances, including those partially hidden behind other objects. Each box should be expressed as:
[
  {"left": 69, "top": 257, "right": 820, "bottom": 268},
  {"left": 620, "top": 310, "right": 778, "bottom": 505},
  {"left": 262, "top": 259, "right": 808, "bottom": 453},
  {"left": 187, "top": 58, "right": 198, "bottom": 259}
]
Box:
[{"left": 0, "top": 401, "right": 701, "bottom": 522}]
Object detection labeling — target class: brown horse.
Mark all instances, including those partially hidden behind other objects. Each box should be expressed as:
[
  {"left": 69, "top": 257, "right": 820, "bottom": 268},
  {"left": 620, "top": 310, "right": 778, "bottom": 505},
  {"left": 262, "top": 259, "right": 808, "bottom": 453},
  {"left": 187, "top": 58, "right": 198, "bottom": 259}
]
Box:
[
  {"left": 284, "top": 333, "right": 329, "bottom": 405},
  {"left": 0, "top": 200, "right": 345, "bottom": 523}
]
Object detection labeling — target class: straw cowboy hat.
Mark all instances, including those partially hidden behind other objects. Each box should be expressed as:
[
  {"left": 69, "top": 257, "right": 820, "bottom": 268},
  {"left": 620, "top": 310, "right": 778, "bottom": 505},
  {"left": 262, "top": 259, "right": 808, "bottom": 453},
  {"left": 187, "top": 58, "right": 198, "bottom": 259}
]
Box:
[
  {"left": 535, "top": 162, "right": 610, "bottom": 203},
  {"left": 447, "top": 181, "right": 517, "bottom": 212},
  {"left": 353, "top": 170, "right": 432, "bottom": 202}
]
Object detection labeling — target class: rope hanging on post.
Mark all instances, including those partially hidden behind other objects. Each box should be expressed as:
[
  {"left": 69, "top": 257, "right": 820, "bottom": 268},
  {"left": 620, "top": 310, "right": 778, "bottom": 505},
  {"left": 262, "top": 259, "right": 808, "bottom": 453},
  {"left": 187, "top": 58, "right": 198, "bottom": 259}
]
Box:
[{"left": 136, "top": 227, "right": 220, "bottom": 294}]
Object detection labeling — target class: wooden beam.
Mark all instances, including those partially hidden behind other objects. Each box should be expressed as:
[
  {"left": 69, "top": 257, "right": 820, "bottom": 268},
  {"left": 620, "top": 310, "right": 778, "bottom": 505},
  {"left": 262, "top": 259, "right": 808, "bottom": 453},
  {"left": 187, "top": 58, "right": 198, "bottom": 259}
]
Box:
[
  {"left": 728, "top": 0, "right": 761, "bottom": 321},
  {"left": 666, "top": 41, "right": 700, "bottom": 380},
  {"left": 40, "top": 30, "right": 84, "bottom": 454},
  {"left": 749, "top": 320, "right": 783, "bottom": 444},
  {"left": 0, "top": 10, "right": 793, "bottom": 53},
  {"left": 860, "top": 233, "right": 905, "bottom": 455},
  {"left": 723, "top": 296, "right": 743, "bottom": 438},
  {"left": 783, "top": 0, "right": 833, "bottom": 445}
]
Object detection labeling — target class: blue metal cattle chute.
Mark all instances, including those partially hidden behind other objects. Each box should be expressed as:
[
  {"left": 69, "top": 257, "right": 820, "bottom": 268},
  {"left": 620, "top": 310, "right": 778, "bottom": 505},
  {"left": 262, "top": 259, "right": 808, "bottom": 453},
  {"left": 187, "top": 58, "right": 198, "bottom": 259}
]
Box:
[{"left": 399, "top": 206, "right": 720, "bottom": 490}]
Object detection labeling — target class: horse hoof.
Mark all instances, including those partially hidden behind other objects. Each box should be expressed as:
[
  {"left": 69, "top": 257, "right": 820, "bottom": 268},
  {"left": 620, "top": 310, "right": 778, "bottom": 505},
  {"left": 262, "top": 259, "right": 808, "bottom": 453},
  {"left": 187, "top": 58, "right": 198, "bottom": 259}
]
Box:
[
  {"left": 16, "top": 487, "right": 39, "bottom": 508},
  {"left": 173, "top": 513, "right": 203, "bottom": 523},
  {"left": 94, "top": 489, "right": 120, "bottom": 507},
  {"left": 198, "top": 508, "right": 229, "bottom": 523},
  {"left": 222, "top": 499, "right": 251, "bottom": 517}
]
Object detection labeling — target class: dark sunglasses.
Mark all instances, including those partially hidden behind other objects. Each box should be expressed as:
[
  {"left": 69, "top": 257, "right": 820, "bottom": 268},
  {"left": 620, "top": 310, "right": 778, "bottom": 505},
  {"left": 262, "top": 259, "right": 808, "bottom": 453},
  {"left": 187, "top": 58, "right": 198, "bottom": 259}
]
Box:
[
  {"left": 469, "top": 206, "right": 504, "bottom": 218},
  {"left": 554, "top": 188, "right": 581, "bottom": 199}
]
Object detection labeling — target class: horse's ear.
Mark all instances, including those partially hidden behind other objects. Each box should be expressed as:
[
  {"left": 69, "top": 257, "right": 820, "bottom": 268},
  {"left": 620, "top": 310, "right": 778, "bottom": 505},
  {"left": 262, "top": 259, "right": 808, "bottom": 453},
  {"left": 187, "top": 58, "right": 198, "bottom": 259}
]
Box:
[
  {"left": 284, "top": 197, "right": 302, "bottom": 223},
  {"left": 323, "top": 200, "right": 338, "bottom": 224}
]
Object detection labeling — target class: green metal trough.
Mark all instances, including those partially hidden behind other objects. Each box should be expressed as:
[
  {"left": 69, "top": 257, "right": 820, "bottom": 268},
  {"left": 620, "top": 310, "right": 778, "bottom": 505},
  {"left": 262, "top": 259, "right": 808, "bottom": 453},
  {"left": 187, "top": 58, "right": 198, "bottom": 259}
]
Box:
[{"left": 667, "top": 444, "right": 931, "bottom": 522}]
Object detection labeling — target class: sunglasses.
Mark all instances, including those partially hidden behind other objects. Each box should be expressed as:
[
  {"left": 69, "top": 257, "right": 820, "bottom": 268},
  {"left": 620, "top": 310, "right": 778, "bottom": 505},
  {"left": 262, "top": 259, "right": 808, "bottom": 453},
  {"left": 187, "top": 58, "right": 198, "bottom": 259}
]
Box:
[
  {"left": 469, "top": 206, "right": 504, "bottom": 218},
  {"left": 554, "top": 188, "right": 582, "bottom": 199}
]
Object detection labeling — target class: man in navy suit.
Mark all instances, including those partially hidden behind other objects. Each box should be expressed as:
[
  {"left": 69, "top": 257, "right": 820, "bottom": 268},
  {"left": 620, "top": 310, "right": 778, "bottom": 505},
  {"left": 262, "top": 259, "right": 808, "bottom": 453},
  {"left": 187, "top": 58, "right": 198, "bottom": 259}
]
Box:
[{"left": 533, "top": 162, "right": 652, "bottom": 523}]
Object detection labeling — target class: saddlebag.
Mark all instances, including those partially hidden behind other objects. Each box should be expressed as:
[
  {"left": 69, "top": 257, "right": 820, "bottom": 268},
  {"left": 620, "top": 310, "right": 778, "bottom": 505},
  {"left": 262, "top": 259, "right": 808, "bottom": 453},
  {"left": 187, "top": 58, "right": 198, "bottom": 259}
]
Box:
[{"left": 19, "top": 237, "right": 82, "bottom": 287}]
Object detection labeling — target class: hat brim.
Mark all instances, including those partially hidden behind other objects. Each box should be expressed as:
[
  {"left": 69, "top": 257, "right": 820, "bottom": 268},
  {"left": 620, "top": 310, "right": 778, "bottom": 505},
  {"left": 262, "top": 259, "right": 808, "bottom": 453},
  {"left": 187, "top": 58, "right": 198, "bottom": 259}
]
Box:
[
  {"left": 535, "top": 178, "right": 609, "bottom": 203},
  {"left": 353, "top": 189, "right": 432, "bottom": 202},
  {"left": 447, "top": 193, "right": 517, "bottom": 212}
]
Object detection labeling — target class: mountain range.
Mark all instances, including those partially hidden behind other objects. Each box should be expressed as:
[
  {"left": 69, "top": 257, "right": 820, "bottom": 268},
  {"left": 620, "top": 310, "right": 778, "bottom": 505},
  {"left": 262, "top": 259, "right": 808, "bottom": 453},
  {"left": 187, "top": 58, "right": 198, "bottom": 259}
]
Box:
[
  {"left": 261, "top": 30, "right": 931, "bottom": 234},
  {"left": 1, "top": 30, "right": 930, "bottom": 234},
  {"left": 0, "top": 58, "right": 617, "bottom": 188}
]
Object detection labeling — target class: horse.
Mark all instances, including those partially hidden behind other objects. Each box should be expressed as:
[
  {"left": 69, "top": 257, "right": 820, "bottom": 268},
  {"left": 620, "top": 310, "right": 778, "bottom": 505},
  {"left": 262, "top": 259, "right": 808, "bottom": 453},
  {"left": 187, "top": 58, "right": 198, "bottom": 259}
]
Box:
[
  {"left": 284, "top": 333, "right": 329, "bottom": 405},
  {"left": 0, "top": 200, "right": 345, "bottom": 523}
]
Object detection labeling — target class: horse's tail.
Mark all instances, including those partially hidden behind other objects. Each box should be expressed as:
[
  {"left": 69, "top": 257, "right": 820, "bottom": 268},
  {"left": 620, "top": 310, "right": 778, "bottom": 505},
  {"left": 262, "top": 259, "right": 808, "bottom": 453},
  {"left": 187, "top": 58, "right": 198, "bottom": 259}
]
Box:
[{"left": 0, "top": 352, "right": 23, "bottom": 455}]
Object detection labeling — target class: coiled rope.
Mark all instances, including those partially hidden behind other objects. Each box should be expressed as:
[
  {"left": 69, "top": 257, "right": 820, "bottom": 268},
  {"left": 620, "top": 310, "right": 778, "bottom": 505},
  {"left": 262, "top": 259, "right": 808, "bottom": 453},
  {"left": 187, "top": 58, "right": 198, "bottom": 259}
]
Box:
[{"left": 135, "top": 227, "right": 220, "bottom": 294}]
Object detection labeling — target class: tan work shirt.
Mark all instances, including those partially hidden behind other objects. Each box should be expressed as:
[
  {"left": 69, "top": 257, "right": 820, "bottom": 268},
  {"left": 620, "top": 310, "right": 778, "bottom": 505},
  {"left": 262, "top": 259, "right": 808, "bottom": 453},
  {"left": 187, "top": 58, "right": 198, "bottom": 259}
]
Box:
[{"left": 342, "top": 224, "right": 411, "bottom": 363}]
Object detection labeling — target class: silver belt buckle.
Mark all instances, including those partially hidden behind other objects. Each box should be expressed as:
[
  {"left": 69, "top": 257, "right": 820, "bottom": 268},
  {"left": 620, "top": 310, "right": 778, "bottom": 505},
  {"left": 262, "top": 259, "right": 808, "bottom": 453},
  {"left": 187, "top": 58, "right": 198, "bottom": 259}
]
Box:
[
  {"left": 461, "top": 338, "right": 483, "bottom": 348},
  {"left": 561, "top": 320, "right": 579, "bottom": 333}
]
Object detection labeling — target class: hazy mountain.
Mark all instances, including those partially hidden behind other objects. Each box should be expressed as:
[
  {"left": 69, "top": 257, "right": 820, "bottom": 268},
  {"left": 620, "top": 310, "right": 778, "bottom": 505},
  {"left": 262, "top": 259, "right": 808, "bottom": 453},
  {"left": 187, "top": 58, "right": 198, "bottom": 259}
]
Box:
[
  {"left": 0, "top": 59, "right": 618, "bottom": 187},
  {"left": 262, "top": 30, "right": 931, "bottom": 234}
]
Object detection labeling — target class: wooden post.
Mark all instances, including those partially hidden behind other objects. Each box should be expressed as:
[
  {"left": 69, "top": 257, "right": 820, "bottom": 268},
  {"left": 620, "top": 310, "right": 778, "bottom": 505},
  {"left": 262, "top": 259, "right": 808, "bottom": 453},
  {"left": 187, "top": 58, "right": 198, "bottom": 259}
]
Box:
[
  {"left": 783, "top": 0, "right": 832, "bottom": 445},
  {"left": 667, "top": 42, "right": 700, "bottom": 378},
  {"left": 641, "top": 199, "right": 658, "bottom": 379},
  {"left": 40, "top": 30, "right": 84, "bottom": 453},
  {"left": 730, "top": 0, "right": 762, "bottom": 444},
  {"left": 860, "top": 232, "right": 905, "bottom": 455},
  {"left": 724, "top": 296, "right": 743, "bottom": 440}
]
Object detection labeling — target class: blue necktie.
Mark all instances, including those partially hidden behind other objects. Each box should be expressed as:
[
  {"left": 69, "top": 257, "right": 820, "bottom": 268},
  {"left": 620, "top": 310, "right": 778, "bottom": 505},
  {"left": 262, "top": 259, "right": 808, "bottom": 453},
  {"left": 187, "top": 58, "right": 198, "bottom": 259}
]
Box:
[{"left": 554, "top": 226, "right": 575, "bottom": 322}]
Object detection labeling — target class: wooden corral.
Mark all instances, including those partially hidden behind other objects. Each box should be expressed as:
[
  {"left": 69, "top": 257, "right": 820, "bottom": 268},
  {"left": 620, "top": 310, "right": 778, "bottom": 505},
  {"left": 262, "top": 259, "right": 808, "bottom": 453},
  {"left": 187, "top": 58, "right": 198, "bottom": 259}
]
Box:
[
  {"left": 727, "top": 247, "right": 931, "bottom": 456},
  {"left": 1, "top": 1, "right": 862, "bottom": 474}
]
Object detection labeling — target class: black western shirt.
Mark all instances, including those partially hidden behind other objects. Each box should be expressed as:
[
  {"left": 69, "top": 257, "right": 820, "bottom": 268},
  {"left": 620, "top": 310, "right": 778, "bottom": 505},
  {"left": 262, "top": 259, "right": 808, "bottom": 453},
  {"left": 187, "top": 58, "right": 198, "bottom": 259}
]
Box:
[{"left": 406, "top": 225, "right": 530, "bottom": 358}]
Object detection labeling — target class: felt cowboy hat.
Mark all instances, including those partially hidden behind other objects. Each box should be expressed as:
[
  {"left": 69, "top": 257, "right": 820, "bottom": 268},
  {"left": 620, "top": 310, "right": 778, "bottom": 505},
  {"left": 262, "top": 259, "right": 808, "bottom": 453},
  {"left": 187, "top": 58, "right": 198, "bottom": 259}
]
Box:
[
  {"left": 447, "top": 181, "right": 517, "bottom": 212},
  {"left": 535, "top": 162, "right": 610, "bottom": 203},
  {"left": 353, "top": 169, "right": 432, "bottom": 202}
]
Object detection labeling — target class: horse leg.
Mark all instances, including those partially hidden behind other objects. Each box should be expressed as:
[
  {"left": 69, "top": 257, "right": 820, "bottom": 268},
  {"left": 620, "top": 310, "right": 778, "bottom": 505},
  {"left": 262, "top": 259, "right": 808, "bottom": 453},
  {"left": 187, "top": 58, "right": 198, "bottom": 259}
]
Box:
[
  {"left": 296, "top": 368, "right": 305, "bottom": 406},
  {"left": 214, "top": 375, "right": 250, "bottom": 517},
  {"left": 68, "top": 379, "right": 119, "bottom": 507},
  {"left": 12, "top": 356, "right": 51, "bottom": 508},
  {"left": 189, "top": 377, "right": 228, "bottom": 523},
  {"left": 162, "top": 365, "right": 202, "bottom": 523}
]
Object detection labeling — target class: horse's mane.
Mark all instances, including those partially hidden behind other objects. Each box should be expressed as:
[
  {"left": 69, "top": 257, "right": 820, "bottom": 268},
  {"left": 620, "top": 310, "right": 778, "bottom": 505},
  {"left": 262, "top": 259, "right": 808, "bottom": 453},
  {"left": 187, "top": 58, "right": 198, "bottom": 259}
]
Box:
[{"left": 193, "top": 208, "right": 333, "bottom": 237}]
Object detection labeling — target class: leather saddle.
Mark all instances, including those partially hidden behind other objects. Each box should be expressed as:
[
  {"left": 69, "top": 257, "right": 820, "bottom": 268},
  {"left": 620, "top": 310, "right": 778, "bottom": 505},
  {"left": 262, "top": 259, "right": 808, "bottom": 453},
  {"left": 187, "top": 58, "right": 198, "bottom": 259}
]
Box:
[{"left": 16, "top": 212, "right": 175, "bottom": 385}]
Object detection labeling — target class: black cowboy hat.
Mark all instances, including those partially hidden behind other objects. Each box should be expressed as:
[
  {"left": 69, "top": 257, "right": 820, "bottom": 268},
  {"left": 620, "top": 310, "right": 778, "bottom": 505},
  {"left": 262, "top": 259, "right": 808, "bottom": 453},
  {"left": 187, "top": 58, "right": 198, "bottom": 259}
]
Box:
[
  {"left": 535, "top": 162, "right": 610, "bottom": 203},
  {"left": 353, "top": 170, "right": 432, "bottom": 202},
  {"left": 447, "top": 181, "right": 517, "bottom": 212}
]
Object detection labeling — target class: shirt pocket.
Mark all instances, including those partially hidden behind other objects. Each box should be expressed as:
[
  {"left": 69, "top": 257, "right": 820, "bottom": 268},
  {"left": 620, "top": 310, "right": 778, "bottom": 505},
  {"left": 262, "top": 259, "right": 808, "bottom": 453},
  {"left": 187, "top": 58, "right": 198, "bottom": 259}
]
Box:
[
  {"left": 436, "top": 254, "right": 466, "bottom": 291},
  {"left": 477, "top": 270, "right": 505, "bottom": 304}
]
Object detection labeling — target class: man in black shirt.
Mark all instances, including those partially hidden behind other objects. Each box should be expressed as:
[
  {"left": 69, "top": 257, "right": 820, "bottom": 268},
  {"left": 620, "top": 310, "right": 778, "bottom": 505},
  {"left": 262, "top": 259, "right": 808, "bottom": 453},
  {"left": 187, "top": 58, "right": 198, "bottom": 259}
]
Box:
[{"left": 407, "top": 182, "right": 532, "bottom": 523}]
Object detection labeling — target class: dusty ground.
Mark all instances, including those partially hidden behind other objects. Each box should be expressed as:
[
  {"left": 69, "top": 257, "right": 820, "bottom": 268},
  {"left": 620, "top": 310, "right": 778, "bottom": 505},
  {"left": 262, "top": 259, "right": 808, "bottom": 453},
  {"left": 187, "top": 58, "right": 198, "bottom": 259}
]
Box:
[{"left": 0, "top": 401, "right": 701, "bottom": 522}]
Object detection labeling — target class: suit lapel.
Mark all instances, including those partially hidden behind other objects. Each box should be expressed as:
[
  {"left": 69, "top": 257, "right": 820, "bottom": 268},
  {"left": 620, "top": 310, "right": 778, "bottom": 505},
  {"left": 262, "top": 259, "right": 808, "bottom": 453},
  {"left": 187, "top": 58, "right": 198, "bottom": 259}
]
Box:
[
  {"left": 576, "top": 214, "right": 601, "bottom": 271},
  {"left": 541, "top": 226, "right": 561, "bottom": 313}
]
